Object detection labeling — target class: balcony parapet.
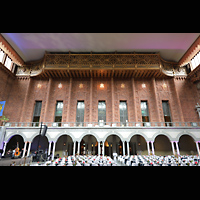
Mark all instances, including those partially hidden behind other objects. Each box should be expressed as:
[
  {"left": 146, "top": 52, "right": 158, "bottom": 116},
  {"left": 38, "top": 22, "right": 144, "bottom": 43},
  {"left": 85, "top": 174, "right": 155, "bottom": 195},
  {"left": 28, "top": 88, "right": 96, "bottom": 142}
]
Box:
[{"left": 4, "top": 121, "right": 200, "bottom": 129}]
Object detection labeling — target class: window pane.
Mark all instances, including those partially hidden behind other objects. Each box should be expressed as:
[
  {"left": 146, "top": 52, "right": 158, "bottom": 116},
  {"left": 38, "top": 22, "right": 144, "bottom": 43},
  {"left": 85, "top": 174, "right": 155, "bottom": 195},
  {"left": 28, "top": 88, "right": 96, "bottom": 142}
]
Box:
[
  {"left": 76, "top": 101, "right": 85, "bottom": 125},
  {"left": 98, "top": 101, "right": 106, "bottom": 122},
  {"left": 141, "top": 101, "right": 149, "bottom": 116},
  {"left": 33, "top": 101, "right": 42, "bottom": 117},
  {"left": 33, "top": 101, "right": 42, "bottom": 126},
  {"left": 119, "top": 101, "right": 128, "bottom": 124},
  {"left": 55, "top": 101, "right": 63, "bottom": 116},
  {"left": 141, "top": 101, "right": 149, "bottom": 123},
  {"left": 0, "top": 50, "right": 5, "bottom": 63}
]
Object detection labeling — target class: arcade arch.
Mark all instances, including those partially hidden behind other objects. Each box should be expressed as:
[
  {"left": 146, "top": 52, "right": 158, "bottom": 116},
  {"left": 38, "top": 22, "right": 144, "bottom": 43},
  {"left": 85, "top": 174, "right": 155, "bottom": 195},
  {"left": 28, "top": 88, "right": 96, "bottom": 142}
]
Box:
[
  {"left": 80, "top": 134, "right": 97, "bottom": 155},
  {"left": 178, "top": 134, "right": 197, "bottom": 155},
  {"left": 55, "top": 135, "right": 73, "bottom": 157},
  {"left": 4, "top": 134, "right": 24, "bottom": 158},
  {"left": 129, "top": 134, "right": 147, "bottom": 155},
  {"left": 105, "top": 134, "right": 123, "bottom": 157},
  {"left": 154, "top": 135, "right": 172, "bottom": 156},
  {"left": 30, "top": 135, "right": 49, "bottom": 154}
]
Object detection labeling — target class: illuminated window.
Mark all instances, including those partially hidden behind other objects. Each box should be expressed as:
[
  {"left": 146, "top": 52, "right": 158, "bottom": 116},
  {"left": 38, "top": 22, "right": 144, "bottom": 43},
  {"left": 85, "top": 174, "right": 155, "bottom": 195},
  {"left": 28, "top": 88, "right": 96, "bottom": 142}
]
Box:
[
  {"left": 0, "top": 49, "right": 5, "bottom": 63},
  {"left": 55, "top": 101, "right": 63, "bottom": 126},
  {"left": 5, "top": 56, "right": 12, "bottom": 70},
  {"left": 190, "top": 51, "right": 200, "bottom": 71},
  {"left": 141, "top": 101, "right": 149, "bottom": 124},
  {"left": 76, "top": 101, "right": 85, "bottom": 126}
]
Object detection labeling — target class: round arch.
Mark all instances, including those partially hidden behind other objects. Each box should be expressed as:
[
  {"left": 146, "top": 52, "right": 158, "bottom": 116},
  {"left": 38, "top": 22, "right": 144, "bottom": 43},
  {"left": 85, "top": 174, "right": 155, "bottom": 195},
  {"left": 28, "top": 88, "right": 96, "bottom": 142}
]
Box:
[
  {"left": 4, "top": 134, "right": 25, "bottom": 158},
  {"left": 151, "top": 131, "right": 173, "bottom": 142},
  {"left": 102, "top": 131, "right": 124, "bottom": 142},
  {"left": 178, "top": 134, "right": 197, "bottom": 155},
  {"left": 78, "top": 131, "right": 100, "bottom": 142},
  {"left": 176, "top": 131, "right": 197, "bottom": 142},
  {"left": 127, "top": 131, "right": 148, "bottom": 142},
  {"left": 30, "top": 135, "right": 49, "bottom": 153},
  {"left": 104, "top": 134, "right": 123, "bottom": 156},
  {"left": 54, "top": 131, "right": 76, "bottom": 143},
  {"left": 154, "top": 134, "right": 172, "bottom": 156},
  {"left": 129, "top": 134, "right": 147, "bottom": 155},
  {"left": 5, "top": 131, "right": 27, "bottom": 143},
  {"left": 80, "top": 134, "right": 98, "bottom": 155}
]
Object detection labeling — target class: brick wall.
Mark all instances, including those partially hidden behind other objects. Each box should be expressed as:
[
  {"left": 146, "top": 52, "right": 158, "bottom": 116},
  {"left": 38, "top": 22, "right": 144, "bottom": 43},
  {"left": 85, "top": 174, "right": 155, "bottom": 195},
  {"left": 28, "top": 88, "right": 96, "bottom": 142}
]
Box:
[{"left": 1, "top": 67, "right": 200, "bottom": 123}]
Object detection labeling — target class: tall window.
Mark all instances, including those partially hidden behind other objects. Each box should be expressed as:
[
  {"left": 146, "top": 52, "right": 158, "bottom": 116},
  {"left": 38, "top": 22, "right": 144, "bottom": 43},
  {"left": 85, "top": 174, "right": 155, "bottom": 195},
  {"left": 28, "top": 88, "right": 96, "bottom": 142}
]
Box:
[
  {"left": 141, "top": 101, "right": 149, "bottom": 125},
  {"left": 190, "top": 50, "right": 200, "bottom": 71},
  {"left": 162, "top": 100, "right": 172, "bottom": 126},
  {"left": 76, "top": 101, "right": 85, "bottom": 126},
  {"left": 55, "top": 101, "right": 63, "bottom": 126},
  {"left": 4, "top": 56, "right": 12, "bottom": 70},
  {"left": 0, "top": 49, "right": 5, "bottom": 63},
  {"left": 98, "top": 101, "right": 106, "bottom": 122},
  {"left": 119, "top": 101, "right": 128, "bottom": 126},
  {"left": 32, "top": 101, "right": 42, "bottom": 126}
]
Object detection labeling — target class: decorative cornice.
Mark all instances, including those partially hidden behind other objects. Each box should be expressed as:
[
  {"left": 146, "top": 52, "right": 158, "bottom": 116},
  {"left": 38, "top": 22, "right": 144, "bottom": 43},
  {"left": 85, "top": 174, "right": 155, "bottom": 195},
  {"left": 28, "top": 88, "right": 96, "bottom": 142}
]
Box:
[
  {"left": 0, "top": 34, "right": 24, "bottom": 66},
  {"left": 178, "top": 35, "right": 200, "bottom": 67},
  {"left": 16, "top": 52, "right": 187, "bottom": 78}
]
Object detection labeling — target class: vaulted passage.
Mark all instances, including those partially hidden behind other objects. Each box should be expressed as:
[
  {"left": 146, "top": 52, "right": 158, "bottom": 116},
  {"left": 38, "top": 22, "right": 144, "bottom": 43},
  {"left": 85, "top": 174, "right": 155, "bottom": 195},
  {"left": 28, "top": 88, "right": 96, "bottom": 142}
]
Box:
[
  {"left": 179, "top": 135, "right": 197, "bottom": 155},
  {"left": 80, "top": 135, "right": 97, "bottom": 155},
  {"left": 154, "top": 135, "right": 172, "bottom": 156},
  {"left": 55, "top": 135, "right": 73, "bottom": 157},
  {"left": 129, "top": 135, "right": 147, "bottom": 155}
]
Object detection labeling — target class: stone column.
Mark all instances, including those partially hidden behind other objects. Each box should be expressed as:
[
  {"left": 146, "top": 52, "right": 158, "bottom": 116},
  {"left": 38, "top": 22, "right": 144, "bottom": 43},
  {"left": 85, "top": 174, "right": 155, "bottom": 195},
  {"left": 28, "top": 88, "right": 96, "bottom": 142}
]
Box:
[
  {"left": 98, "top": 141, "right": 100, "bottom": 156},
  {"left": 195, "top": 141, "right": 200, "bottom": 157},
  {"left": 77, "top": 142, "right": 80, "bottom": 155},
  {"left": 147, "top": 141, "right": 150, "bottom": 155},
  {"left": 171, "top": 141, "right": 176, "bottom": 155},
  {"left": 151, "top": 141, "right": 155, "bottom": 155},
  {"left": 48, "top": 141, "right": 52, "bottom": 156},
  {"left": 73, "top": 141, "right": 76, "bottom": 156},
  {"left": 52, "top": 141, "right": 56, "bottom": 160},
  {"left": 175, "top": 141, "right": 180, "bottom": 156},
  {"left": 127, "top": 141, "right": 130, "bottom": 156},
  {"left": 22, "top": 141, "right": 28, "bottom": 158},
  {"left": 2, "top": 142, "right": 7, "bottom": 157},
  {"left": 102, "top": 141, "right": 105, "bottom": 156},
  {"left": 27, "top": 142, "right": 32, "bottom": 157},
  {"left": 122, "top": 141, "right": 125, "bottom": 156}
]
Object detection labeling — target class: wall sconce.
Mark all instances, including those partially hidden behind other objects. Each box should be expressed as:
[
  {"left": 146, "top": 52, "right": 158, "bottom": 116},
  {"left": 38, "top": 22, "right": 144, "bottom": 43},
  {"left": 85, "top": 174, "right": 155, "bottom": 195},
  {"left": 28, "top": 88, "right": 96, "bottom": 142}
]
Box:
[
  {"left": 121, "top": 83, "right": 125, "bottom": 88},
  {"left": 58, "top": 82, "right": 63, "bottom": 89},
  {"left": 162, "top": 83, "right": 167, "bottom": 89},
  {"left": 100, "top": 83, "right": 104, "bottom": 88},
  {"left": 37, "top": 83, "right": 42, "bottom": 89},
  {"left": 142, "top": 83, "right": 146, "bottom": 88},
  {"left": 79, "top": 83, "right": 83, "bottom": 88}
]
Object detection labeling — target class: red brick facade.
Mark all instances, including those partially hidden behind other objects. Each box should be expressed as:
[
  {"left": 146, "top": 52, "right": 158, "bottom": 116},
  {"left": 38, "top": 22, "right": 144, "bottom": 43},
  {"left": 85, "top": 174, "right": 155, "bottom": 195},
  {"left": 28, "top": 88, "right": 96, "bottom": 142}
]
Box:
[{"left": 1, "top": 64, "right": 200, "bottom": 124}]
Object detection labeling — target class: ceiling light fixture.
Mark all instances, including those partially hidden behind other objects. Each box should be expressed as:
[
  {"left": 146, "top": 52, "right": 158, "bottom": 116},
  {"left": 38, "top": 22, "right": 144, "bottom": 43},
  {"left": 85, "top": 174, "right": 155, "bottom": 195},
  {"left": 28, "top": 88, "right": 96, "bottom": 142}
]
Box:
[{"left": 100, "top": 83, "right": 104, "bottom": 88}]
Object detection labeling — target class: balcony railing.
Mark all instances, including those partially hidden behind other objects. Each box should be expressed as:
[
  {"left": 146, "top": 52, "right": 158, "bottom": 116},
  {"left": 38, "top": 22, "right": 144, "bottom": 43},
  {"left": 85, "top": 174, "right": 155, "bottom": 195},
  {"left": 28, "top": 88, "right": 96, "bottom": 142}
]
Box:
[{"left": 3, "top": 121, "right": 200, "bottom": 128}]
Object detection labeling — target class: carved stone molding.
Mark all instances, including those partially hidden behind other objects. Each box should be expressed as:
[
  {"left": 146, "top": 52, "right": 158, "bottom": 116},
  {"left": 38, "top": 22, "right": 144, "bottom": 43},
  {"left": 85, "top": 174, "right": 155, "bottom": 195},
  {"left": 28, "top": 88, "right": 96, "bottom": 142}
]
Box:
[{"left": 16, "top": 52, "right": 187, "bottom": 78}]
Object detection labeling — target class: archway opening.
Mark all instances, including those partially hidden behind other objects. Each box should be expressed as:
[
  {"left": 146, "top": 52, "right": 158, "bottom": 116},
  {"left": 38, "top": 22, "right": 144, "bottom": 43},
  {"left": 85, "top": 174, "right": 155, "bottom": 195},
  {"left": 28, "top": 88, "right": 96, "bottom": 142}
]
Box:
[
  {"left": 30, "top": 135, "right": 49, "bottom": 155},
  {"left": 154, "top": 135, "right": 171, "bottom": 156},
  {"left": 129, "top": 135, "right": 147, "bottom": 155},
  {"left": 179, "top": 134, "right": 197, "bottom": 155},
  {"left": 55, "top": 135, "right": 73, "bottom": 157},
  {"left": 105, "top": 134, "right": 123, "bottom": 157},
  {"left": 5, "top": 135, "right": 24, "bottom": 158},
  {"left": 80, "top": 135, "right": 97, "bottom": 155}
]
